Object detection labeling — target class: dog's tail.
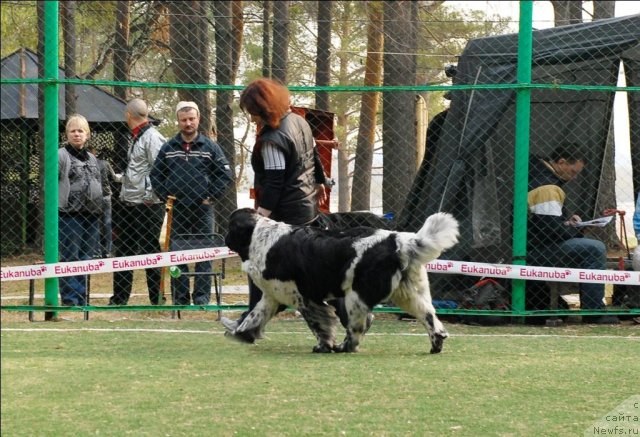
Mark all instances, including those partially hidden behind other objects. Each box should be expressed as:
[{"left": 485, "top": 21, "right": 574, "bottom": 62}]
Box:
[{"left": 409, "top": 212, "right": 459, "bottom": 264}]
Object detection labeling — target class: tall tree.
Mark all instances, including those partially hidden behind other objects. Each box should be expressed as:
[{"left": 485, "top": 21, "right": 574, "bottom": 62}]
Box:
[
  {"left": 315, "top": 0, "right": 332, "bottom": 111},
  {"left": 334, "top": 2, "right": 353, "bottom": 212},
  {"left": 262, "top": 0, "right": 271, "bottom": 78},
  {"left": 382, "top": 0, "right": 418, "bottom": 216},
  {"left": 551, "top": 1, "right": 583, "bottom": 26},
  {"left": 113, "top": 0, "right": 130, "bottom": 101},
  {"left": 112, "top": 0, "right": 131, "bottom": 173},
  {"left": 167, "top": 1, "right": 213, "bottom": 137},
  {"left": 231, "top": 1, "right": 244, "bottom": 84},
  {"left": 212, "top": 0, "right": 239, "bottom": 232},
  {"left": 351, "top": 1, "right": 383, "bottom": 211},
  {"left": 61, "top": 0, "right": 76, "bottom": 116},
  {"left": 271, "top": 1, "right": 290, "bottom": 84},
  {"left": 592, "top": 1, "right": 615, "bottom": 20}
]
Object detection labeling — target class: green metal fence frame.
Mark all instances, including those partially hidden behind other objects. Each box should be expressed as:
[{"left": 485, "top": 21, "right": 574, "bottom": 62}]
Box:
[{"left": 1, "top": 1, "right": 639, "bottom": 319}]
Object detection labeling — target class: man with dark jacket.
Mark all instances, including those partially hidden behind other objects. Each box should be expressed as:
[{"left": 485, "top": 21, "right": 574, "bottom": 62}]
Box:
[
  {"left": 527, "top": 144, "right": 618, "bottom": 324},
  {"left": 110, "top": 98, "right": 166, "bottom": 306},
  {"left": 150, "top": 101, "right": 233, "bottom": 305}
]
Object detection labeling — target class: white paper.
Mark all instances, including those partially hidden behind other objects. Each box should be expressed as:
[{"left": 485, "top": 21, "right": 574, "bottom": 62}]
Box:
[{"left": 573, "top": 215, "right": 613, "bottom": 228}]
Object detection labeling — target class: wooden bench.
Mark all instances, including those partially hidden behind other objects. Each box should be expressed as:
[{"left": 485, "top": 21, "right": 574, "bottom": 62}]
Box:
[{"left": 544, "top": 256, "right": 633, "bottom": 326}]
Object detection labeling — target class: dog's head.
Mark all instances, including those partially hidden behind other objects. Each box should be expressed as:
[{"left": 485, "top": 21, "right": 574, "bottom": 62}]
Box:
[{"left": 225, "top": 208, "right": 260, "bottom": 261}]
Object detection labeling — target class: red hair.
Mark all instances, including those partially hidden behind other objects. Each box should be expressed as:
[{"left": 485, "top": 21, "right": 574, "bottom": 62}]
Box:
[{"left": 239, "top": 78, "right": 291, "bottom": 129}]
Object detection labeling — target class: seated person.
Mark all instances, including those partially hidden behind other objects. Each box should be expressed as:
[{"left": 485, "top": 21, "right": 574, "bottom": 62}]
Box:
[{"left": 526, "top": 144, "right": 618, "bottom": 324}]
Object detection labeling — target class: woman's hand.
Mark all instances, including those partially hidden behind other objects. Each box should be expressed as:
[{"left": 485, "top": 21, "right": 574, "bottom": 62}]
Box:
[
  {"left": 257, "top": 207, "right": 271, "bottom": 218},
  {"left": 316, "top": 184, "right": 328, "bottom": 205}
]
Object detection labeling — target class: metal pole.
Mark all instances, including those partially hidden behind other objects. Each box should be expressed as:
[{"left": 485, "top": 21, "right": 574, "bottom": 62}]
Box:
[
  {"left": 43, "top": 0, "right": 60, "bottom": 319},
  {"left": 511, "top": 1, "right": 533, "bottom": 316}
]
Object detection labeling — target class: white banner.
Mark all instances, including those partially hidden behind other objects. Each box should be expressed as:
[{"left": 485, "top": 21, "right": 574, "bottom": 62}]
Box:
[
  {"left": 425, "top": 260, "right": 639, "bottom": 286},
  {"left": 2, "top": 248, "right": 639, "bottom": 286},
  {"left": 1, "top": 247, "right": 236, "bottom": 282}
]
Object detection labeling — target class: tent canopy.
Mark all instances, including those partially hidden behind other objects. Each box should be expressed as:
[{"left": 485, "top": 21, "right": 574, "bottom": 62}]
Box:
[
  {"left": 398, "top": 14, "right": 640, "bottom": 295},
  {"left": 1, "top": 48, "right": 160, "bottom": 129}
]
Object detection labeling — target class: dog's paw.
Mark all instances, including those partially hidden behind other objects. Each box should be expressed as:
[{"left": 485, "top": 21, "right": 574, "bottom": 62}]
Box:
[
  {"left": 429, "top": 332, "right": 447, "bottom": 354},
  {"left": 223, "top": 330, "right": 256, "bottom": 344},
  {"left": 334, "top": 341, "right": 359, "bottom": 353},
  {"left": 312, "top": 344, "right": 334, "bottom": 353},
  {"left": 220, "top": 316, "right": 239, "bottom": 332}
]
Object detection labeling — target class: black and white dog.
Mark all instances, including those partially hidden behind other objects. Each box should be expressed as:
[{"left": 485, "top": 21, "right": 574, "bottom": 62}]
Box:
[{"left": 224, "top": 208, "right": 459, "bottom": 354}]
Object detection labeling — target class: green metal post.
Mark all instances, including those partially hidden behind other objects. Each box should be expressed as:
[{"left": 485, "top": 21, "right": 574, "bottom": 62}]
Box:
[
  {"left": 43, "top": 0, "right": 60, "bottom": 318},
  {"left": 511, "top": 1, "right": 533, "bottom": 315}
]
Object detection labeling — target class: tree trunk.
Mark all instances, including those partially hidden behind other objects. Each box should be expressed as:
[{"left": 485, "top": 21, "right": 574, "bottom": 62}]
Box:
[
  {"left": 212, "top": 0, "right": 238, "bottom": 233},
  {"left": 113, "top": 0, "right": 130, "bottom": 100},
  {"left": 272, "top": 1, "right": 290, "bottom": 84},
  {"left": 113, "top": 0, "right": 131, "bottom": 173},
  {"left": 382, "top": 0, "right": 418, "bottom": 216},
  {"left": 335, "top": 2, "right": 352, "bottom": 212},
  {"left": 231, "top": 1, "right": 244, "bottom": 84},
  {"left": 315, "top": 0, "right": 331, "bottom": 111},
  {"left": 167, "top": 1, "right": 213, "bottom": 137},
  {"left": 262, "top": 0, "right": 271, "bottom": 78},
  {"left": 351, "top": 1, "right": 383, "bottom": 211},
  {"left": 551, "top": 1, "right": 583, "bottom": 27},
  {"left": 593, "top": 1, "right": 615, "bottom": 20},
  {"left": 61, "top": 0, "right": 76, "bottom": 117}
]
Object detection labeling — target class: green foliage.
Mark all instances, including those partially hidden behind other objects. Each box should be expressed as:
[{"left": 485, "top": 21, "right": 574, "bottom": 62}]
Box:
[{"left": 1, "top": 1, "right": 38, "bottom": 57}]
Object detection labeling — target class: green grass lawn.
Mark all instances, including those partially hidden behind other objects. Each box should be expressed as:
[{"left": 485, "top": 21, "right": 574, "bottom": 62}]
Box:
[{"left": 2, "top": 318, "right": 639, "bottom": 436}]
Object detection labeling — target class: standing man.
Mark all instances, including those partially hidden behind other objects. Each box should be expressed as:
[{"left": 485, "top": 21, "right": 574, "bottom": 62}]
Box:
[
  {"left": 150, "top": 101, "right": 233, "bottom": 305},
  {"left": 109, "top": 98, "right": 166, "bottom": 305}
]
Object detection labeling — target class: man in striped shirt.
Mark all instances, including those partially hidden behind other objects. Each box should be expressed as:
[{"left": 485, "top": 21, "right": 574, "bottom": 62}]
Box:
[{"left": 527, "top": 144, "right": 618, "bottom": 324}]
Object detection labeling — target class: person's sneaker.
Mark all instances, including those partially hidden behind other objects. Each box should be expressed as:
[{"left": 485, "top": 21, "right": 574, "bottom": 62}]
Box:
[
  {"left": 220, "top": 316, "right": 239, "bottom": 332},
  {"left": 582, "top": 315, "right": 620, "bottom": 325}
]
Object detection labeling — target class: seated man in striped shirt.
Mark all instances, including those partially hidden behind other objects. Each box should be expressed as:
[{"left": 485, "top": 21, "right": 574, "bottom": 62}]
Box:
[{"left": 526, "top": 143, "right": 618, "bottom": 324}]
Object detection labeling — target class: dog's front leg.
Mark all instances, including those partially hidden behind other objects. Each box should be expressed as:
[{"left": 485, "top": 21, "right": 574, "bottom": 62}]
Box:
[{"left": 231, "top": 297, "right": 279, "bottom": 344}]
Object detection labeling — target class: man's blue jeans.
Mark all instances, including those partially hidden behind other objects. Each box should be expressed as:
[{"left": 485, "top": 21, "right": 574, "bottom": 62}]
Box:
[
  {"left": 528, "top": 237, "right": 606, "bottom": 310},
  {"left": 59, "top": 214, "right": 100, "bottom": 306}
]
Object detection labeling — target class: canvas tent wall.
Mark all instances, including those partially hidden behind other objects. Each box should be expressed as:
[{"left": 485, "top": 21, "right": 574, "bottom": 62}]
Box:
[{"left": 398, "top": 14, "right": 640, "bottom": 297}]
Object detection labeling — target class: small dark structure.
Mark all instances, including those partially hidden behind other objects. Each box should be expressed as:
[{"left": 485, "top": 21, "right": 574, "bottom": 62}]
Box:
[
  {"left": 398, "top": 15, "right": 640, "bottom": 297},
  {"left": 0, "top": 48, "right": 135, "bottom": 255}
]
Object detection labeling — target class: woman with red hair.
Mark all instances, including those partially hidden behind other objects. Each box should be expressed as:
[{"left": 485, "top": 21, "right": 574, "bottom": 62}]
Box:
[
  {"left": 222, "top": 78, "right": 373, "bottom": 339},
  {"left": 238, "top": 78, "right": 327, "bottom": 223}
]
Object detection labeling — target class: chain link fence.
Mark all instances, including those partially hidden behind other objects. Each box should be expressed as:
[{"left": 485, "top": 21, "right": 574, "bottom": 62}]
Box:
[{"left": 1, "top": 1, "right": 638, "bottom": 321}]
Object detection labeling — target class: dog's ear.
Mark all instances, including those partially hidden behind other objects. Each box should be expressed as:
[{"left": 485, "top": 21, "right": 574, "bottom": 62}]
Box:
[{"left": 225, "top": 208, "right": 258, "bottom": 261}]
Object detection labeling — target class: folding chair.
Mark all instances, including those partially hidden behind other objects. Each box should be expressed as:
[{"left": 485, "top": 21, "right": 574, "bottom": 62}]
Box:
[{"left": 168, "top": 233, "right": 226, "bottom": 320}]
